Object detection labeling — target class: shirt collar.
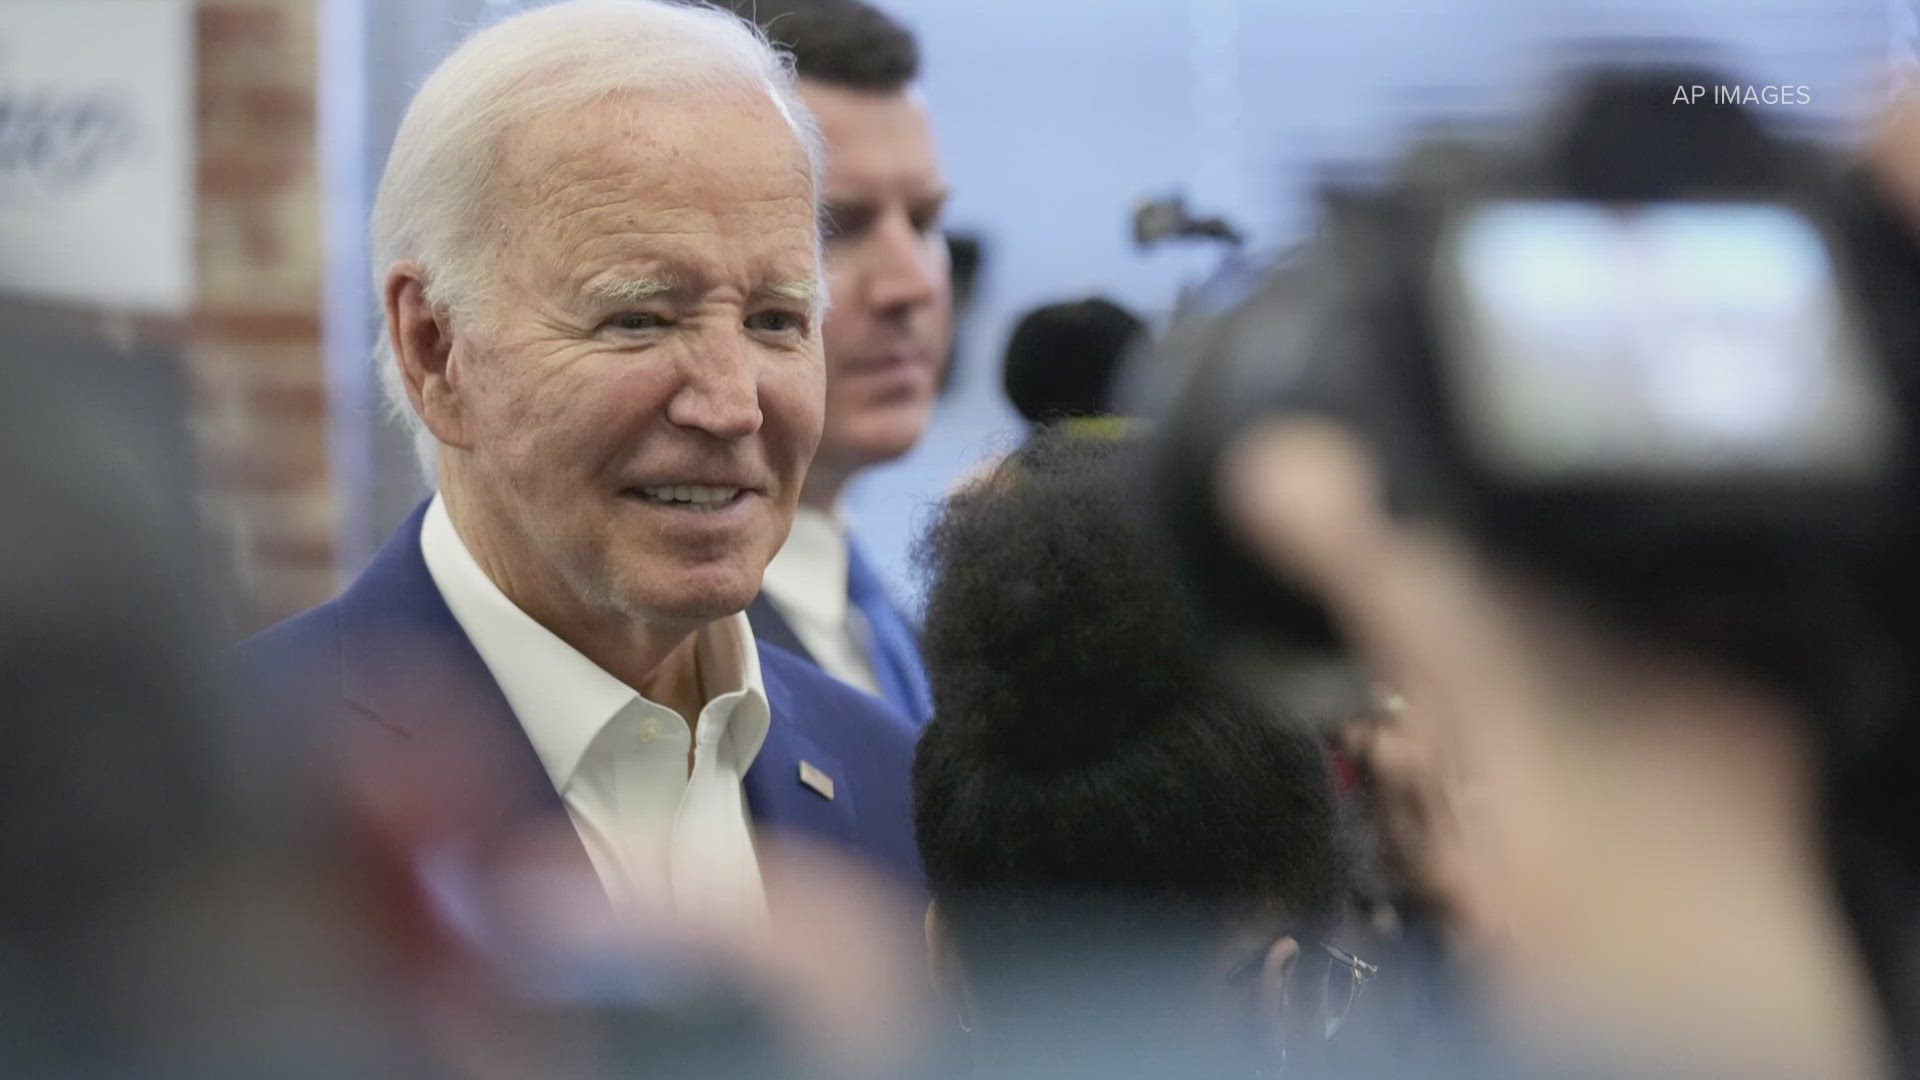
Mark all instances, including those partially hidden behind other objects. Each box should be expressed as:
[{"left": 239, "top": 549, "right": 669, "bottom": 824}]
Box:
[
  {"left": 759, "top": 504, "right": 851, "bottom": 630},
  {"left": 418, "top": 493, "right": 768, "bottom": 789},
  {"left": 692, "top": 596, "right": 770, "bottom": 768}
]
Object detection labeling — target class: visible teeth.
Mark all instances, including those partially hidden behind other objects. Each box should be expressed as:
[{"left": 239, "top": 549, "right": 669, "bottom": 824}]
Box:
[{"left": 641, "top": 485, "right": 741, "bottom": 506}]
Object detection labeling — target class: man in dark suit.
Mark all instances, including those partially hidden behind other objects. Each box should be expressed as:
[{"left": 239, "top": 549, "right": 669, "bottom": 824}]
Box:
[
  {"left": 723, "top": 0, "right": 947, "bottom": 730},
  {"left": 235, "top": 0, "right": 920, "bottom": 923}
]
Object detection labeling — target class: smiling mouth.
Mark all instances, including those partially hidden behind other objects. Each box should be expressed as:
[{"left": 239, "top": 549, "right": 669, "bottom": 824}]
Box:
[{"left": 625, "top": 484, "right": 749, "bottom": 510}]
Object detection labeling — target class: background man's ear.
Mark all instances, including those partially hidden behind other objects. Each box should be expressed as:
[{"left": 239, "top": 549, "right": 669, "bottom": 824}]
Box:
[{"left": 383, "top": 263, "right": 474, "bottom": 452}]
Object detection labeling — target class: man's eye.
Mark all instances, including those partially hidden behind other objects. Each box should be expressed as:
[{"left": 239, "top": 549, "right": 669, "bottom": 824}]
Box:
[
  {"left": 747, "top": 310, "right": 807, "bottom": 335},
  {"left": 607, "top": 312, "right": 669, "bottom": 333},
  {"left": 822, "top": 207, "right": 874, "bottom": 243}
]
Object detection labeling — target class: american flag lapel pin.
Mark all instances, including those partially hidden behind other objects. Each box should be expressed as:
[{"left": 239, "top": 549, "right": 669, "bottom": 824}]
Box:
[{"left": 799, "top": 760, "right": 835, "bottom": 800}]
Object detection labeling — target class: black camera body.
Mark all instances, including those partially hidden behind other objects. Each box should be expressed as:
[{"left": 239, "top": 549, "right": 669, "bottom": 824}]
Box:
[{"left": 1148, "top": 67, "right": 1920, "bottom": 728}]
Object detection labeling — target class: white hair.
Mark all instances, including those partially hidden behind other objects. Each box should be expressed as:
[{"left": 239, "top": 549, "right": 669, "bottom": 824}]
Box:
[{"left": 371, "top": 0, "right": 824, "bottom": 479}]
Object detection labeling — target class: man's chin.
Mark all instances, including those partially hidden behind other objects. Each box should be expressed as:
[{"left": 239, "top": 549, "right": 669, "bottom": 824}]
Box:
[{"left": 610, "top": 565, "right": 761, "bottom": 626}]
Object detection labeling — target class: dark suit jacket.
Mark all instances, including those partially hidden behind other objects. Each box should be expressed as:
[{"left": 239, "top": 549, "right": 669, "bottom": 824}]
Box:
[{"left": 232, "top": 501, "right": 923, "bottom": 891}]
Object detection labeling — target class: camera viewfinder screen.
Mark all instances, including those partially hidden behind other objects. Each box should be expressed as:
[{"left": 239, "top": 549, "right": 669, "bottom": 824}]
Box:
[{"left": 1437, "top": 200, "right": 1896, "bottom": 482}]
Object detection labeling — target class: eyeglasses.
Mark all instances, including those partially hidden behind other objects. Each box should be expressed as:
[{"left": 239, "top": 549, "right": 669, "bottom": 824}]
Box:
[{"left": 1224, "top": 940, "right": 1378, "bottom": 1040}]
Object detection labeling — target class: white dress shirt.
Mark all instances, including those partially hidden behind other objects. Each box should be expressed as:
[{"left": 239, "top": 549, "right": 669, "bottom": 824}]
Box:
[
  {"left": 759, "top": 505, "right": 883, "bottom": 697},
  {"left": 419, "top": 495, "right": 770, "bottom": 929}
]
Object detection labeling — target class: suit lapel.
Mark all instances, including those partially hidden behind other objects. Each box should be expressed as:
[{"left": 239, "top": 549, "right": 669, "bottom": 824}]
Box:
[
  {"left": 746, "top": 653, "right": 860, "bottom": 845},
  {"left": 333, "top": 502, "right": 587, "bottom": 878}
]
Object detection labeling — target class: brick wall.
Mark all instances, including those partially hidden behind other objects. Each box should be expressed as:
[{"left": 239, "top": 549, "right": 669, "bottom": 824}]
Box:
[{"left": 189, "top": 0, "right": 335, "bottom": 636}]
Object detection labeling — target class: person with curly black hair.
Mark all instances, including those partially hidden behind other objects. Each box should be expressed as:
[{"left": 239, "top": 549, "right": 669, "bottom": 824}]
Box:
[{"left": 911, "top": 432, "right": 1354, "bottom": 1075}]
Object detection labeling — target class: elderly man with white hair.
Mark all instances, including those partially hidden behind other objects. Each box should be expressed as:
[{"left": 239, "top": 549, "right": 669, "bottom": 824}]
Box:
[{"left": 236, "top": 0, "right": 921, "bottom": 924}]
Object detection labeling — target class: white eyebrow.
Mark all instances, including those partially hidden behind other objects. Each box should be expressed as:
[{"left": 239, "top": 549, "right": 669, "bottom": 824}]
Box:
[
  {"left": 763, "top": 278, "right": 823, "bottom": 305},
  {"left": 584, "top": 275, "right": 679, "bottom": 304}
]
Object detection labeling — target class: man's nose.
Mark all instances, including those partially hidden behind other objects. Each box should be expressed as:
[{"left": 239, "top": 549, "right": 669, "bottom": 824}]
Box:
[
  {"left": 862, "top": 218, "right": 944, "bottom": 320},
  {"left": 666, "top": 331, "right": 764, "bottom": 440}
]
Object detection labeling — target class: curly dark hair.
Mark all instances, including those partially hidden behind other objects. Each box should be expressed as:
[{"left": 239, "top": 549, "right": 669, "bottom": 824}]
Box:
[
  {"left": 712, "top": 0, "right": 920, "bottom": 92},
  {"left": 912, "top": 432, "right": 1348, "bottom": 972}
]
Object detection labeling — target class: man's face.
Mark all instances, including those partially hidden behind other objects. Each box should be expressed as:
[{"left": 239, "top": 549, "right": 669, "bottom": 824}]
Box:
[
  {"left": 797, "top": 80, "right": 952, "bottom": 486},
  {"left": 443, "top": 89, "right": 825, "bottom": 630}
]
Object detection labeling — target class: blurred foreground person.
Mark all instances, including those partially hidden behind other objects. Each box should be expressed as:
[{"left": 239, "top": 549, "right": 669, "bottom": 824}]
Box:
[
  {"left": 727, "top": 0, "right": 950, "bottom": 729},
  {"left": 236, "top": 0, "right": 920, "bottom": 942},
  {"left": 1151, "top": 66, "right": 1920, "bottom": 1080},
  {"left": 1224, "top": 430, "right": 1895, "bottom": 1080},
  {"left": 0, "top": 302, "right": 422, "bottom": 1075},
  {"left": 913, "top": 433, "right": 1353, "bottom": 1077}
]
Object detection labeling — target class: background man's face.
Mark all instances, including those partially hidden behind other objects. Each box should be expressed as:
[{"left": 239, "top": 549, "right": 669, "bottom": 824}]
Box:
[
  {"left": 446, "top": 88, "right": 825, "bottom": 629},
  {"left": 797, "top": 81, "right": 952, "bottom": 487}
]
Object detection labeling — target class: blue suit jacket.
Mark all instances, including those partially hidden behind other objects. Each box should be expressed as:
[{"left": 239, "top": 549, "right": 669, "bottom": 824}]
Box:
[
  {"left": 232, "top": 502, "right": 923, "bottom": 891},
  {"left": 745, "top": 592, "right": 928, "bottom": 726}
]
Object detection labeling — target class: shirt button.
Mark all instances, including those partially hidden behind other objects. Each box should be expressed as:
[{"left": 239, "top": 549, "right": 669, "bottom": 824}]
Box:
[{"left": 638, "top": 716, "right": 662, "bottom": 743}]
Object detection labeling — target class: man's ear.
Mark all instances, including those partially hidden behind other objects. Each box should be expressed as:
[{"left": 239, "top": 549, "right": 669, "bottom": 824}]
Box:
[
  {"left": 383, "top": 263, "right": 475, "bottom": 452},
  {"left": 924, "top": 902, "right": 976, "bottom": 1032},
  {"left": 1257, "top": 934, "right": 1302, "bottom": 1045}
]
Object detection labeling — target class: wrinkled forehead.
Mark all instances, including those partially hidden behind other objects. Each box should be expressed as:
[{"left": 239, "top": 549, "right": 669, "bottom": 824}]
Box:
[
  {"left": 495, "top": 85, "right": 815, "bottom": 215},
  {"left": 487, "top": 88, "right": 821, "bottom": 288}
]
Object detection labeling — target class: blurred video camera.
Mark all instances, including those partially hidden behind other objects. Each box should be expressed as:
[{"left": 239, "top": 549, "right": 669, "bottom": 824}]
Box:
[{"left": 1148, "top": 65, "right": 1920, "bottom": 731}]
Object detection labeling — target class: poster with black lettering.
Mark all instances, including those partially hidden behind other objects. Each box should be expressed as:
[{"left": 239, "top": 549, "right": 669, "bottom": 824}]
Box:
[{"left": 0, "top": 1, "right": 192, "bottom": 311}]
